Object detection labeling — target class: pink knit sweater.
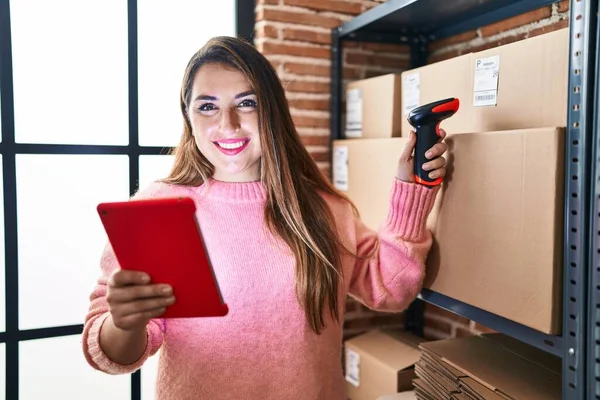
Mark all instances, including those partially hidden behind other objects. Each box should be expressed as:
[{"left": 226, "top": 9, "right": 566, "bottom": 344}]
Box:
[{"left": 82, "top": 178, "right": 438, "bottom": 400}]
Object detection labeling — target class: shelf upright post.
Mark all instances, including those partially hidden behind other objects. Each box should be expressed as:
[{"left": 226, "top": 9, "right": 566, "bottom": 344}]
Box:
[
  {"left": 563, "top": 0, "right": 598, "bottom": 399},
  {"left": 587, "top": 0, "right": 600, "bottom": 398},
  {"left": 329, "top": 27, "right": 343, "bottom": 183}
]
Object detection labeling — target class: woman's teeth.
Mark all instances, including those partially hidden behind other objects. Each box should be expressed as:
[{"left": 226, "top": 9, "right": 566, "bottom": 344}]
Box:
[{"left": 218, "top": 141, "right": 246, "bottom": 149}]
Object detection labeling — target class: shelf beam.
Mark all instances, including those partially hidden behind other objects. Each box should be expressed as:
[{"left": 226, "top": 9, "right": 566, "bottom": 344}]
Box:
[
  {"left": 337, "top": 0, "right": 418, "bottom": 38},
  {"left": 418, "top": 289, "right": 563, "bottom": 358},
  {"left": 337, "top": 0, "right": 557, "bottom": 42},
  {"left": 430, "top": 0, "right": 557, "bottom": 42}
]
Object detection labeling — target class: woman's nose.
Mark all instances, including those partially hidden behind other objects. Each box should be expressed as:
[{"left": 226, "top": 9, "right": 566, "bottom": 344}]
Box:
[{"left": 219, "top": 108, "right": 240, "bottom": 135}]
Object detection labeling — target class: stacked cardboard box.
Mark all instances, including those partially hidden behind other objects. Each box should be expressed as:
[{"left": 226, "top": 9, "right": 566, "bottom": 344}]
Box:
[
  {"left": 334, "top": 28, "right": 569, "bottom": 338},
  {"left": 413, "top": 334, "right": 561, "bottom": 400},
  {"left": 344, "top": 330, "right": 424, "bottom": 400}
]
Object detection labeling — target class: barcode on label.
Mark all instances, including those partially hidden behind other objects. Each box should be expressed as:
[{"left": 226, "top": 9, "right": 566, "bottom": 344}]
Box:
[
  {"left": 476, "top": 94, "right": 495, "bottom": 101},
  {"left": 473, "top": 89, "right": 498, "bottom": 107}
]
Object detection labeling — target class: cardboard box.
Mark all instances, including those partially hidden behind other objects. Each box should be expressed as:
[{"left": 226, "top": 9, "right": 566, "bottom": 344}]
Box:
[
  {"left": 334, "top": 127, "right": 565, "bottom": 334},
  {"left": 416, "top": 334, "right": 561, "bottom": 400},
  {"left": 332, "top": 137, "right": 410, "bottom": 230},
  {"left": 400, "top": 28, "right": 569, "bottom": 136},
  {"left": 345, "top": 330, "right": 424, "bottom": 400},
  {"left": 470, "top": 28, "right": 569, "bottom": 132},
  {"left": 425, "top": 127, "right": 565, "bottom": 334},
  {"left": 345, "top": 74, "right": 403, "bottom": 139},
  {"left": 400, "top": 53, "right": 473, "bottom": 137}
]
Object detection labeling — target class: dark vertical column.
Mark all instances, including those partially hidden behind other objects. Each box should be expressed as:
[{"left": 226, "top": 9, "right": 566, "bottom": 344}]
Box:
[
  {"left": 0, "top": 0, "right": 20, "bottom": 398},
  {"left": 127, "top": 0, "right": 141, "bottom": 399},
  {"left": 563, "top": 0, "right": 598, "bottom": 399}
]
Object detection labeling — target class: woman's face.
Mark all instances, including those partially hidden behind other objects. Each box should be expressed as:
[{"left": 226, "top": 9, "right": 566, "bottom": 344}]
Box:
[{"left": 188, "top": 63, "right": 262, "bottom": 182}]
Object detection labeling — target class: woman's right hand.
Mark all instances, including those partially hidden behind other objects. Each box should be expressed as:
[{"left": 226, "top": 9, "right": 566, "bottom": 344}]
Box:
[{"left": 106, "top": 269, "right": 175, "bottom": 331}]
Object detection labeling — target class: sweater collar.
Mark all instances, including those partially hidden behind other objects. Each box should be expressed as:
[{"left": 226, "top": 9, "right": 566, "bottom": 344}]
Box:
[{"left": 197, "top": 178, "right": 267, "bottom": 202}]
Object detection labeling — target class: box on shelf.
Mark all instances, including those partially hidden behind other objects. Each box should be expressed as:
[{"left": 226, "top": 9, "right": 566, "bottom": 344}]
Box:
[
  {"left": 345, "top": 73, "right": 403, "bottom": 139},
  {"left": 345, "top": 330, "right": 425, "bottom": 400},
  {"left": 470, "top": 28, "right": 569, "bottom": 133},
  {"left": 332, "top": 137, "right": 410, "bottom": 230},
  {"left": 333, "top": 127, "right": 564, "bottom": 335},
  {"left": 400, "top": 28, "right": 569, "bottom": 136},
  {"left": 425, "top": 126, "right": 565, "bottom": 334},
  {"left": 414, "top": 333, "right": 561, "bottom": 400},
  {"left": 400, "top": 53, "right": 473, "bottom": 137}
]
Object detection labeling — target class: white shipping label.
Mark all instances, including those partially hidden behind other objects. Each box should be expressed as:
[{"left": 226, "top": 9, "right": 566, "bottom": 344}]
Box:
[
  {"left": 345, "top": 88, "right": 363, "bottom": 137},
  {"left": 345, "top": 349, "right": 360, "bottom": 387},
  {"left": 333, "top": 146, "right": 349, "bottom": 191},
  {"left": 473, "top": 55, "right": 500, "bottom": 107},
  {"left": 402, "top": 72, "right": 420, "bottom": 116}
]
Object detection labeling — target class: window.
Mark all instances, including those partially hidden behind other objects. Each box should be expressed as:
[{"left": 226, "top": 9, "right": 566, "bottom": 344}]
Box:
[
  {"left": 138, "top": 1, "right": 236, "bottom": 147},
  {"left": 0, "top": 1, "right": 250, "bottom": 399}
]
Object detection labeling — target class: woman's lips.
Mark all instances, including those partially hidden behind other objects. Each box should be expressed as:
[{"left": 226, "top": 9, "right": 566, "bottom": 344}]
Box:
[{"left": 213, "top": 138, "right": 250, "bottom": 156}]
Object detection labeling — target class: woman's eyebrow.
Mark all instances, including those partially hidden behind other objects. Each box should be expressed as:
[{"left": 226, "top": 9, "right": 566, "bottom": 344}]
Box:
[
  {"left": 194, "top": 94, "right": 217, "bottom": 101},
  {"left": 235, "top": 90, "right": 255, "bottom": 99},
  {"left": 193, "top": 90, "right": 255, "bottom": 102}
]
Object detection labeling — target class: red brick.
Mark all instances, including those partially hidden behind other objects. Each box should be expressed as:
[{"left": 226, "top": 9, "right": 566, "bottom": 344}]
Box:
[
  {"left": 293, "top": 114, "right": 329, "bottom": 128},
  {"left": 299, "top": 134, "right": 329, "bottom": 146},
  {"left": 528, "top": 19, "right": 569, "bottom": 38},
  {"left": 310, "top": 150, "right": 331, "bottom": 163},
  {"left": 259, "top": 41, "right": 330, "bottom": 59},
  {"left": 558, "top": 0, "right": 569, "bottom": 13},
  {"left": 283, "top": 0, "right": 362, "bottom": 14},
  {"left": 468, "top": 32, "right": 528, "bottom": 53},
  {"left": 343, "top": 314, "right": 405, "bottom": 330},
  {"left": 267, "top": 60, "right": 282, "bottom": 71},
  {"left": 428, "top": 49, "right": 461, "bottom": 64},
  {"left": 284, "top": 62, "right": 329, "bottom": 76},
  {"left": 256, "top": 23, "right": 279, "bottom": 40},
  {"left": 361, "top": 1, "right": 385, "bottom": 12},
  {"left": 282, "top": 27, "right": 331, "bottom": 45},
  {"left": 429, "top": 29, "right": 478, "bottom": 52},
  {"left": 257, "top": 8, "right": 341, "bottom": 29},
  {"left": 455, "top": 326, "right": 476, "bottom": 338},
  {"left": 289, "top": 98, "right": 330, "bottom": 111},
  {"left": 285, "top": 80, "right": 329, "bottom": 94},
  {"left": 343, "top": 67, "right": 363, "bottom": 80},
  {"left": 345, "top": 52, "right": 410, "bottom": 69},
  {"left": 424, "top": 303, "right": 470, "bottom": 326},
  {"left": 481, "top": 6, "right": 552, "bottom": 37}
]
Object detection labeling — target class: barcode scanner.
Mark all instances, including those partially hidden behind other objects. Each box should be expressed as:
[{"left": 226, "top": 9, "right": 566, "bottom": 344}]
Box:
[{"left": 407, "top": 97, "right": 460, "bottom": 187}]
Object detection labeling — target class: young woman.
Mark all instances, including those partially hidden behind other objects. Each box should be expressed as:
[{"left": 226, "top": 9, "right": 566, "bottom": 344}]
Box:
[{"left": 82, "top": 36, "right": 447, "bottom": 400}]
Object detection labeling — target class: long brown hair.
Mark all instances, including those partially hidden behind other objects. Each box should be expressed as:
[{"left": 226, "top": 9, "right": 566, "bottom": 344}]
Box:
[{"left": 163, "top": 36, "right": 358, "bottom": 334}]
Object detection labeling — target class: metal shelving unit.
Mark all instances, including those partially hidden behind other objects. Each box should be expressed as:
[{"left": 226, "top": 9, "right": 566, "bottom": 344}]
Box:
[{"left": 330, "top": 0, "right": 599, "bottom": 398}]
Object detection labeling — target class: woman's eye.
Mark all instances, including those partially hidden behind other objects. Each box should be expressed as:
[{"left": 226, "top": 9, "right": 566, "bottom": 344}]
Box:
[
  {"left": 199, "top": 103, "right": 217, "bottom": 112},
  {"left": 238, "top": 99, "right": 257, "bottom": 108}
]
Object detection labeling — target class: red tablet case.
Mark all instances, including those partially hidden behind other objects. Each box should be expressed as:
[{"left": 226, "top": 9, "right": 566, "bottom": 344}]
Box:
[{"left": 97, "top": 196, "right": 229, "bottom": 318}]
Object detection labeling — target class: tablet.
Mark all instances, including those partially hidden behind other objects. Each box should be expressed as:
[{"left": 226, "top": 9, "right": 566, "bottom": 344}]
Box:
[{"left": 97, "top": 196, "right": 229, "bottom": 319}]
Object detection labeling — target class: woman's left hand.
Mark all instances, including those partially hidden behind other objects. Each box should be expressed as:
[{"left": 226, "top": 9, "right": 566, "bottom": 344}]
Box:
[{"left": 395, "top": 129, "right": 448, "bottom": 184}]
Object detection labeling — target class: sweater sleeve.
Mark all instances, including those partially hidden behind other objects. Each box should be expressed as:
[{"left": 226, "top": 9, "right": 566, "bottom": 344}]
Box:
[
  {"left": 82, "top": 181, "right": 169, "bottom": 374},
  {"left": 347, "top": 178, "right": 439, "bottom": 312}
]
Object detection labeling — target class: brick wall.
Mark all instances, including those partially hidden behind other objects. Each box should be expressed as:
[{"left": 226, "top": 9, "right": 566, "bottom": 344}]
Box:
[{"left": 254, "top": 0, "right": 570, "bottom": 340}]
